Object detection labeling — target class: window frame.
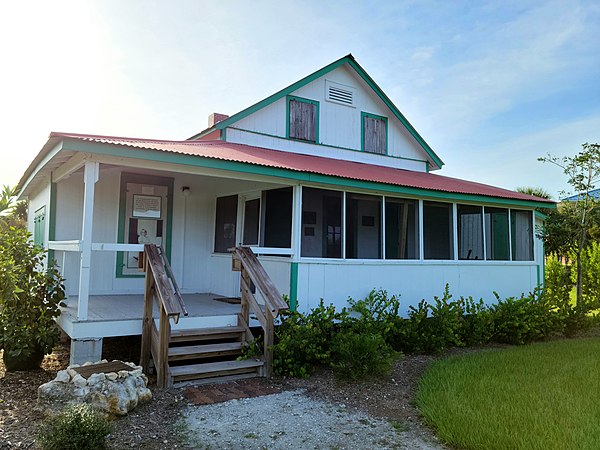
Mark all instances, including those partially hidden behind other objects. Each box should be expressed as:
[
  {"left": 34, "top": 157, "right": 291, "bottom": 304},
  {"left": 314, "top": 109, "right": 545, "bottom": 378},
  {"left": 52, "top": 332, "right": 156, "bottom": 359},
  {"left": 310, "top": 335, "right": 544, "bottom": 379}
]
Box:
[
  {"left": 361, "top": 111, "right": 388, "bottom": 155},
  {"left": 286, "top": 95, "right": 320, "bottom": 143}
]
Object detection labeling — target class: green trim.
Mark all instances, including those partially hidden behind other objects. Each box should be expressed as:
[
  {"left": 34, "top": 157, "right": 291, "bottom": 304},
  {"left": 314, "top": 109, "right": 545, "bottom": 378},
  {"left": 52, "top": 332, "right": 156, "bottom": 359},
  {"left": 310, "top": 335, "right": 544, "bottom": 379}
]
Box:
[
  {"left": 289, "top": 262, "right": 298, "bottom": 311},
  {"left": 426, "top": 161, "right": 430, "bottom": 173},
  {"left": 286, "top": 95, "right": 320, "bottom": 143},
  {"left": 116, "top": 172, "right": 174, "bottom": 278},
  {"left": 187, "top": 54, "right": 444, "bottom": 170},
  {"left": 48, "top": 182, "right": 57, "bottom": 263},
  {"left": 61, "top": 139, "right": 555, "bottom": 210},
  {"left": 221, "top": 128, "right": 227, "bottom": 141},
  {"left": 229, "top": 126, "right": 428, "bottom": 165},
  {"left": 361, "top": 111, "right": 388, "bottom": 155},
  {"left": 534, "top": 210, "right": 547, "bottom": 220}
]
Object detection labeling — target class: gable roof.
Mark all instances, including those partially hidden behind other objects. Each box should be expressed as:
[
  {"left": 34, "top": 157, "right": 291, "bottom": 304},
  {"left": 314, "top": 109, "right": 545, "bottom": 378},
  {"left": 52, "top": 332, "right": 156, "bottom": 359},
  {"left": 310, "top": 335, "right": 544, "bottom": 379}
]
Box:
[
  {"left": 562, "top": 188, "right": 600, "bottom": 202},
  {"left": 188, "top": 54, "right": 444, "bottom": 170},
  {"left": 19, "top": 132, "right": 553, "bottom": 208}
]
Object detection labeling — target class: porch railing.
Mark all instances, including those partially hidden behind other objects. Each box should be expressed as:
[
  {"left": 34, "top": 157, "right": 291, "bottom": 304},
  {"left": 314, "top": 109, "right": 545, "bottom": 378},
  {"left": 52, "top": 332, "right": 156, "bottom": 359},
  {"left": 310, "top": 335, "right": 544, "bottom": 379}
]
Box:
[
  {"left": 231, "top": 246, "right": 289, "bottom": 377},
  {"left": 139, "top": 244, "right": 188, "bottom": 388}
]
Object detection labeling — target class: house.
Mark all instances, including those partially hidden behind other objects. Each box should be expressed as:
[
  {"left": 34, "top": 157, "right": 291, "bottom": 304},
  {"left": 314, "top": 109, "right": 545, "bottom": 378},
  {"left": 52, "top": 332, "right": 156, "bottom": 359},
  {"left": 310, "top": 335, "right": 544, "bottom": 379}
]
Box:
[{"left": 17, "top": 54, "right": 554, "bottom": 371}]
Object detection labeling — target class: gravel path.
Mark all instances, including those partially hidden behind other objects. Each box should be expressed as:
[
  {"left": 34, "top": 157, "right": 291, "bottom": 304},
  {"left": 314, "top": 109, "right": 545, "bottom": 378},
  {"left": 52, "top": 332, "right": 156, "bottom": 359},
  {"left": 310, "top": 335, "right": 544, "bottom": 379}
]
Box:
[{"left": 183, "top": 390, "right": 442, "bottom": 450}]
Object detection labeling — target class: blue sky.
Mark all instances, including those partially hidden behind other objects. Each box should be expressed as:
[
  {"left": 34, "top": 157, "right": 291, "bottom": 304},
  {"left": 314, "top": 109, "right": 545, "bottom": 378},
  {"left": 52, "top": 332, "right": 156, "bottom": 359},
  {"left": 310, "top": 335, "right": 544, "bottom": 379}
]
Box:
[{"left": 1, "top": 0, "right": 598, "bottom": 198}]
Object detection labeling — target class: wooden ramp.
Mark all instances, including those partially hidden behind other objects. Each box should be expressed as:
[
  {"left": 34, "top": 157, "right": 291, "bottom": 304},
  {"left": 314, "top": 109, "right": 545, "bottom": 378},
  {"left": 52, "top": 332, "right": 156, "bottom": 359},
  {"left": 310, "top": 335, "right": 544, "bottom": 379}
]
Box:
[{"left": 140, "top": 245, "right": 287, "bottom": 387}]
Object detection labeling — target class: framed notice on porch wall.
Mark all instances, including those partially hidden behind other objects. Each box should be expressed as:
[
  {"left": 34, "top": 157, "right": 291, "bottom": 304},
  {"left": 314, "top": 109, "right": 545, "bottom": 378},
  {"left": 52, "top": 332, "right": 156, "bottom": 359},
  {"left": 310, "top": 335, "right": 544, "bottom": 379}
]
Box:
[{"left": 116, "top": 174, "right": 174, "bottom": 278}]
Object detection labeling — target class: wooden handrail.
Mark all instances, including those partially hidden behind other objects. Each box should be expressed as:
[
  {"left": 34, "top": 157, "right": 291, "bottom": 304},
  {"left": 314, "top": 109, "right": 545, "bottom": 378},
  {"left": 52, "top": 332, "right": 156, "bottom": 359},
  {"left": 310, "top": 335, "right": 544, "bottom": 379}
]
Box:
[
  {"left": 231, "top": 246, "right": 289, "bottom": 377},
  {"left": 140, "top": 244, "right": 187, "bottom": 388}
]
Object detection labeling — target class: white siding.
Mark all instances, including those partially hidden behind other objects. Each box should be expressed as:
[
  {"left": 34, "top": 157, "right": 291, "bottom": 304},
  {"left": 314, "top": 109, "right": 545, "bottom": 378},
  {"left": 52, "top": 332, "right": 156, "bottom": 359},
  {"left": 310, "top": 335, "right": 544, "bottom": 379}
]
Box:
[
  {"left": 295, "top": 261, "right": 540, "bottom": 316},
  {"left": 228, "top": 64, "right": 430, "bottom": 171}
]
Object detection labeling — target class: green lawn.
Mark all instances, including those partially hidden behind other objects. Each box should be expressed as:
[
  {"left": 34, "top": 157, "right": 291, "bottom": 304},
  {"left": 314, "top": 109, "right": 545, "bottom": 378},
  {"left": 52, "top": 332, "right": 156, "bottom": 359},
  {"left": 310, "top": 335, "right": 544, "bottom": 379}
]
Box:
[{"left": 416, "top": 338, "right": 600, "bottom": 450}]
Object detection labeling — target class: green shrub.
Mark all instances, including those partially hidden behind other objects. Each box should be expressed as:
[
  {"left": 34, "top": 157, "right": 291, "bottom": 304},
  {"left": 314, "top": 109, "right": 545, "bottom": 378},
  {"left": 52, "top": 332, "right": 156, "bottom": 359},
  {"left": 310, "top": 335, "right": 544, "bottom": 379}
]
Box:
[
  {"left": 273, "top": 300, "right": 346, "bottom": 377},
  {"left": 331, "top": 332, "right": 398, "bottom": 380},
  {"left": 491, "top": 291, "right": 558, "bottom": 345},
  {"left": 0, "top": 227, "right": 65, "bottom": 364},
  {"left": 460, "top": 297, "right": 494, "bottom": 347},
  {"left": 345, "top": 289, "right": 403, "bottom": 350},
  {"left": 37, "top": 404, "right": 111, "bottom": 450},
  {"left": 399, "top": 285, "right": 466, "bottom": 354}
]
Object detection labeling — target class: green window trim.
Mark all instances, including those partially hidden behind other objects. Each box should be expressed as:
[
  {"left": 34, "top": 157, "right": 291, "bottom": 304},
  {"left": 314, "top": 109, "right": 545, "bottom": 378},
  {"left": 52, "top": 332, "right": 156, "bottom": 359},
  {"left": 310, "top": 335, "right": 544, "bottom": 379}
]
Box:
[
  {"left": 34, "top": 205, "right": 46, "bottom": 247},
  {"left": 286, "top": 95, "right": 320, "bottom": 143},
  {"left": 116, "top": 172, "right": 174, "bottom": 278},
  {"left": 361, "top": 111, "right": 388, "bottom": 155}
]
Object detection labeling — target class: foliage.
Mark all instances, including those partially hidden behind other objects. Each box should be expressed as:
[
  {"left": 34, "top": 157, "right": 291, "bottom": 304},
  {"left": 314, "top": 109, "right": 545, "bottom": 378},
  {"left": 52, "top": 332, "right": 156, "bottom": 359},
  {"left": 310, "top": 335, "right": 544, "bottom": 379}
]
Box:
[
  {"left": 344, "top": 289, "right": 401, "bottom": 348},
  {"left": 273, "top": 300, "right": 346, "bottom": 378},
  {"left": 515, "top": 186, "right": 552, "bottom": 200},
  {"left": 0, "top": 226, "right": 65, "bottom": 360},
  {"left": 579, "top": 241, "right": 600, "bottom": 310},
  {"left": 330, "top": 332, "right": 397, "bottom": 380},
  {"left": 399, "top": 285, "right": 467, "bottom": 354},
  {"left": 539, "top": 142, "right": 600, "bottom": 308},
  {"left": 417, "top": 338, "right": 600, "bottom": 450},
  {"left": 460, "top": 297, "right": 494, "bottom": 347},
  {"left": 0, "top": 185, "right": 27, "bottom": 230},
  {"left": 37, "top": 404, "right": 112, "bottom": 450},
  {"left": 489, "top": 291, "right": 557, "bottom": 345}
]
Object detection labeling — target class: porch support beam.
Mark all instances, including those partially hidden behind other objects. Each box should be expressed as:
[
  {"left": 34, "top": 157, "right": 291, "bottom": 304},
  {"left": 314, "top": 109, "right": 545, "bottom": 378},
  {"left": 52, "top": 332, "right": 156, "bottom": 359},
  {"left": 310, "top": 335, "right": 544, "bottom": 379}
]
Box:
[
  {"left": 291, "top": 185, "right": 302, "bottom": 262},
  {"left": 77, "top": 161, "right": 99, "bottom": 321},
  {"left": 53, "top": 152, "right": 89, "bottom": 183}
]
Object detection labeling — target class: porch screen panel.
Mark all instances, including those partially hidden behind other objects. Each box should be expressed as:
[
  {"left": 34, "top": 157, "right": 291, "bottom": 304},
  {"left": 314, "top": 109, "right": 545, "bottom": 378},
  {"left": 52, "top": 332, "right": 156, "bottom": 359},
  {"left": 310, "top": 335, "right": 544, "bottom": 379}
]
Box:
[
  {"left": 289, "top": 99, "right": 317, "bottom": 142},
  {"left": 485, "top": 207, "right": 509, "bottom": 260},
  {"left": 457, "top": 205, "right": 483, "bottom": 260},
  {"left": 385, "top": 198, "right": 418, "bottom": 259},
  {"left": 423, "top": 201, "right": 454, "bottom": 260},
  {"left": 511, "top": 210, "right": 534, "bottom": 261},
  {"left": 242, "top": 199, "right": 260, "bottom": 245},
  {"left": 346, "top": 193, "right": 382, "bottom": 259},
  {"left": 261, "top": 187, "right": 292, "bottom": 248},
  {"left": 214, "top": 195, "right": 238, "bottom": 253},
  {"left": 301, "top": 187, "right": 342, "bottom": 258}
]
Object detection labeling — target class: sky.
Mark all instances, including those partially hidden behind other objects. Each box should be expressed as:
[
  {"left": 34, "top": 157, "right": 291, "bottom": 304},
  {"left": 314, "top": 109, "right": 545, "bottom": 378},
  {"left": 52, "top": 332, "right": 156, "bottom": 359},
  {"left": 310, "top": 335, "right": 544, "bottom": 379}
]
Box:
[{"left": 0, "top": 0, "right": 598, "bottom": 199}]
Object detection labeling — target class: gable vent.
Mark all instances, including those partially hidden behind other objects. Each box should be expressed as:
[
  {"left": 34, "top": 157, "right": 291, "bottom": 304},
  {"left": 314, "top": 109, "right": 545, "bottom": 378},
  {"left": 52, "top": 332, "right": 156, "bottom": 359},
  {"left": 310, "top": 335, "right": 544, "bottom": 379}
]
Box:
[{"left": 325, "top": 80, "right": 356, "bottom": 107}]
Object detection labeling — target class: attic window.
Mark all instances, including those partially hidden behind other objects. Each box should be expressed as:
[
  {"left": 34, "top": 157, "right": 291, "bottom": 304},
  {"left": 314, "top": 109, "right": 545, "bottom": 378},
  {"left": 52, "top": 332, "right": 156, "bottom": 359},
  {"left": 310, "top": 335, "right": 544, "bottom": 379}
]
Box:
[
  {"left": 325, "top": 80, "right": 355, "bottom": 107},
  {"left": 287, "top": 96, "right": 319, "bottom": 142},
  {"left": 362, "top": 112, "right": 387, "bottom": 154}
]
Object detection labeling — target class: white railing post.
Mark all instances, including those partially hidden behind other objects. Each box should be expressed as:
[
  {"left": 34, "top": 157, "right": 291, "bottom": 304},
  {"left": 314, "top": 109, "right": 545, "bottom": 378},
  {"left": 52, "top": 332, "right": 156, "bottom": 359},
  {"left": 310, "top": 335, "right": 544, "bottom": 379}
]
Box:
[{"left": 77, "top": 161, "right": 99, "bottom": 321}]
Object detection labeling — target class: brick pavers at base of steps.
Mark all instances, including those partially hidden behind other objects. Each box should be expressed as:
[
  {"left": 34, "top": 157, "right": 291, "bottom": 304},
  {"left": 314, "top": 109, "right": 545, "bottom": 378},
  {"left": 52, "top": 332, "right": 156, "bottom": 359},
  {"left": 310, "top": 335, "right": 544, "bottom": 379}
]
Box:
[{"left": 183, "top": 379, "right": 282, "bottom": 405}]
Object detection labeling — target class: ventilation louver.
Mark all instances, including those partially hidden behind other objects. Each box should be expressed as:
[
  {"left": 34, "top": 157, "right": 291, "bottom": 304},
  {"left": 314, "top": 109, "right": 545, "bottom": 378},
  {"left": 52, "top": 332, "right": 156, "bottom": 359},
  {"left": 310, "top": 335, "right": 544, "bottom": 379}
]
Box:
[{"left": 325, "top": 80, "right": 356, "bottom": 107}]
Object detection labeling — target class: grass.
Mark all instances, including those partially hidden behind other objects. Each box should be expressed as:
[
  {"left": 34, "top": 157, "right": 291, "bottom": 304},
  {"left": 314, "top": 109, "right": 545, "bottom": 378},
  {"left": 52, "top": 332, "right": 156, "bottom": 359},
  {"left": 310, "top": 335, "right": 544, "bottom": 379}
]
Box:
[{"left": 416, "top": 338, "right": 600, "bottom": 450}]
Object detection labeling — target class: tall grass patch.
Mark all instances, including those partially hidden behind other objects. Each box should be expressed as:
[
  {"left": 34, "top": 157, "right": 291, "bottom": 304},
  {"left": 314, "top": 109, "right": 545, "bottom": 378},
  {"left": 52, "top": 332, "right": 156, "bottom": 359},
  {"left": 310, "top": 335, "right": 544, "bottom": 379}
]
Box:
[{"left": 416, "top": 338, "right": 600, "bottom": 450}]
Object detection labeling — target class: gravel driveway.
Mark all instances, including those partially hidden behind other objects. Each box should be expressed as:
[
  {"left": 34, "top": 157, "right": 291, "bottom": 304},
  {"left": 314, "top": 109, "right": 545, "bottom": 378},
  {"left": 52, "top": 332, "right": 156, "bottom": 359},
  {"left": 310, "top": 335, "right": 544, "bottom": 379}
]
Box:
[{"left": 183, "top": 390, "right": 442, "bottom": 449}]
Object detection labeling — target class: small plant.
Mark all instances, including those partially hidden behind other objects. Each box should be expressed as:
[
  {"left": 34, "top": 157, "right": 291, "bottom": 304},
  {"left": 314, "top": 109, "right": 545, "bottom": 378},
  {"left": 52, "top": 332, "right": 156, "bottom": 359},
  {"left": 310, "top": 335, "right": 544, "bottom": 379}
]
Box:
[
  {"left": 460, "top": 296, "right": 493, "bottom": 347},
  {"left": 37, "top": 404, "right": 112, "bottom": 450},
  {"left": 330, "top": 331, "right": 398, "bottom": 380},
  {"left": 345, "top": 289, "right": 401, "bottom": 342}
]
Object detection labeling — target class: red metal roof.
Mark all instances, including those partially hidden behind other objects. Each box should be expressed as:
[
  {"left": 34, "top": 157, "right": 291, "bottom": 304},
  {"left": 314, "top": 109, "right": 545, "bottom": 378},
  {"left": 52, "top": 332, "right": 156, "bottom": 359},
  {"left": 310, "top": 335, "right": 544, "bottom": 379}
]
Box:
[{"left": 50, "top": 132, "right": 553, "bottom": 204}]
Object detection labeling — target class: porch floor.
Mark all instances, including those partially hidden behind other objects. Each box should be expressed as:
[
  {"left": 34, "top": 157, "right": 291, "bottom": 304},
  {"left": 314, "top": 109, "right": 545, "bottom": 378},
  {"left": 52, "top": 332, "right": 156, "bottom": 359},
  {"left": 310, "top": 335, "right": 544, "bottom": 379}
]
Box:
[
  {"left": 61, "top": 293, "right": 240, "bottom": 322},
  {"left": 58, "top": 293, "right": 242, "bottom": 339}
]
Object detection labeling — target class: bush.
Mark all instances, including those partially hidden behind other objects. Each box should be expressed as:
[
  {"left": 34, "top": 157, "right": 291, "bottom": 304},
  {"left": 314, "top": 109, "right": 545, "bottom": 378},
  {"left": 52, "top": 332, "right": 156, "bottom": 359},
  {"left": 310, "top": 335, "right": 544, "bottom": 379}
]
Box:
[
  {"left": 331, "top": 332, "right": 397, "bottom": 380},
  {"left": 0, "top": 227, "right": 65, "bottom": 365},
  {"left": 460, "top": 297, "right": 494, "bottom": 347},
  {"left": 273, "top": 300, "right": 346, "bottom": 377},
  {"left": 490, "top": 291, "right": 557, "bottom": 345},
  {"left": 38, "top": 404, "right": 111, "bottom": 450}
]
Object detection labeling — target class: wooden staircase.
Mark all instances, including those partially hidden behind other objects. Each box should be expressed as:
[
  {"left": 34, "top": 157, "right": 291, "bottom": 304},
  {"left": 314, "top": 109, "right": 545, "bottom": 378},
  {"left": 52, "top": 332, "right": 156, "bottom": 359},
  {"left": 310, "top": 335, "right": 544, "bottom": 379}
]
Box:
[{"left": 139, "top": 245, "right": 287, "bottom": 388}]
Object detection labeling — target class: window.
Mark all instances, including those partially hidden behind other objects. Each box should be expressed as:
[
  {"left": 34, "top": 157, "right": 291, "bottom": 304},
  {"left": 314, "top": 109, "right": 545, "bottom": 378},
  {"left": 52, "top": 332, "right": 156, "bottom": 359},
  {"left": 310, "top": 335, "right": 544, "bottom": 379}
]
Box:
[
  {"left": 457, "top": 205, "right": 483, "bottom": 260},
  {"left": 362, "top": 112, "right": 387, "bottom": 154},
  {"left": 287, "top": 96, "right": 318, "bottom": 142},
  {"left": 423, "top": 201, "right": 454, "bottom": 260},
  {"left": 34, "top": 206, "right": 46, "bottom": 247},
  {"left": 214, "top": 195, "right": 238, "bottom": 253},
  {"left": 385, "top": 198, "right": 419, "bottom": 259},
  {"left": 242, "top": 198, "right": 260, "bottom": 245},
  {"left": 485, "top": 207, "right": 509, "bottom": 260},
  {"left": 511, "top": 210, "right": 533, "bottom": 261},
  {"left": 301, "top": 187, "right": 342, "bottom": 258},
  {"left": 346, "top": 193, "right": 382, "bottom": 259},
  {"left": 261, "top": 187, "right": 292, "bottom": 248}
]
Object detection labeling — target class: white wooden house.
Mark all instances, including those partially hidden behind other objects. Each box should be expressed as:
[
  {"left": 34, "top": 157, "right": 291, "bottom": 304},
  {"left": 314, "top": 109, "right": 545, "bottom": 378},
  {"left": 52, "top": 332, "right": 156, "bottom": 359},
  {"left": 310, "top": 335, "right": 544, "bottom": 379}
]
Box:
[{"left": 17, "top": 54, "right": 554, "bottom": 367}]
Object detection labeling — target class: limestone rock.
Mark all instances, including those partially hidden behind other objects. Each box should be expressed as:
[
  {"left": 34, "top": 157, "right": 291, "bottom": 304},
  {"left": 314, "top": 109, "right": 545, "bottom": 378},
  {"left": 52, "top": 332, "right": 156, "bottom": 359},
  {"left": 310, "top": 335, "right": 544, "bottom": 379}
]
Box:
[
  {"left": 55, "top": 370, "right": 70, "bottom": 383},
  {"left": 72, "top": 374, "right": 87, "bottom": 387},
  {"left": 106, "top": 372, "right": 118, "bottom": 381}
]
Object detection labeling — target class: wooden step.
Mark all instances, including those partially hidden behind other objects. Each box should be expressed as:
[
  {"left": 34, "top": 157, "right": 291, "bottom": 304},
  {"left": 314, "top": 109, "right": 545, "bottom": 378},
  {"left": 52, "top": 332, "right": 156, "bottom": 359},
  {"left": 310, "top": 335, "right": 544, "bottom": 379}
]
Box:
[
  {"left": 170, "top": 359, "right": 263, "bottom": 383},
  {"left": 168, "top": 342, "right": 242, "bottom": 361},
  {"left": 169, "top": 326, "right": 245, "bottom": 343}
]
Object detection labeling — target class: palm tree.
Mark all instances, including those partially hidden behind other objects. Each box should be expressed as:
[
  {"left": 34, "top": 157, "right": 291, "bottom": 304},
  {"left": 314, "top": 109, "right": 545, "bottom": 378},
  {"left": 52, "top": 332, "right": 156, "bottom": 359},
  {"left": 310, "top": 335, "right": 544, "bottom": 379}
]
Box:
[{"left": 516, "top": 186, "right": 552, "bottom": 200}]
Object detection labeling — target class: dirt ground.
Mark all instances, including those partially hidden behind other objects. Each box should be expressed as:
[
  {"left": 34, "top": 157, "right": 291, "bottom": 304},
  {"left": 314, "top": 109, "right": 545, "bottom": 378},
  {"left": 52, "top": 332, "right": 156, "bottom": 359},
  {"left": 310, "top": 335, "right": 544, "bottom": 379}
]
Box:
[{"left": 0, "top": 336, "right": 443, "bottom": 449}]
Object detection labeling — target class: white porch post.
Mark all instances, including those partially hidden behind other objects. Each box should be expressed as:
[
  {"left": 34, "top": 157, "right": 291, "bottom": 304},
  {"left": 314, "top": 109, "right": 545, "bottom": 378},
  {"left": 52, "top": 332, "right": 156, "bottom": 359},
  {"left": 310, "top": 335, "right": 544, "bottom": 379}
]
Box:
[{"left": 77, "top": 161, "right": 99, "bottom": 320}]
